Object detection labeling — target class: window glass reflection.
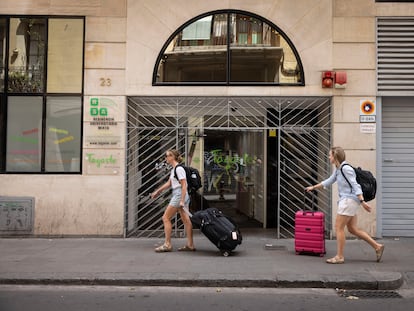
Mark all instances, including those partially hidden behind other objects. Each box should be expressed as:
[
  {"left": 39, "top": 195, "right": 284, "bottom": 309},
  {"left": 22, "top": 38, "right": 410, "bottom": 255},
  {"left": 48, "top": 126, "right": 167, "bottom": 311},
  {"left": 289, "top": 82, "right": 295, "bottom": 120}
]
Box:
[
  {"left": 0, "top": 18, "right": 6, "bottom": 92},
  {"left": 154, "top": 11, "right": 303, "bottom": 85},
  {"left": 155, "top": 13, "right": 228, "bottom": 83},
  {"left": 229, "top": 14, "right": 300, "bottom": 83},
  {"left": 47, "top": 19, "right": 84, "bottom": 93},
  {"left": 45, "top": 97, "right": 81, "bottom": 172},
  {"left": 8, "top": 18, "right": 46, "bottom": 93},
  {"left": 1, "top": 17, "right": 84, "bottom": 174},
  {"left": 6, "top": 96, "right": 43, "bottom": 171}
]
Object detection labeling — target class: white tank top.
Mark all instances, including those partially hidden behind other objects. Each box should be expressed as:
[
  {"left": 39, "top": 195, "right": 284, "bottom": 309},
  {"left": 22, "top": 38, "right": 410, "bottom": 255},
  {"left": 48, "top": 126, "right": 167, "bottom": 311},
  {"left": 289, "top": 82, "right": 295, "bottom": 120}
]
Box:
[{"left": 170, "top": 165, "right": 186, "bottom": 189}]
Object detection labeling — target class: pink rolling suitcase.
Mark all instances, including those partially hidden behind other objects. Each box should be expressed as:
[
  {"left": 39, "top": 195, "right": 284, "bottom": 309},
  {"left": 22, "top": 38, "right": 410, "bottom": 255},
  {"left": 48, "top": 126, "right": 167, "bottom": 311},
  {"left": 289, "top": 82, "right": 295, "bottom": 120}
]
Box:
[{"left": 295, "top": 192, "right": 326, "bottom": 256}]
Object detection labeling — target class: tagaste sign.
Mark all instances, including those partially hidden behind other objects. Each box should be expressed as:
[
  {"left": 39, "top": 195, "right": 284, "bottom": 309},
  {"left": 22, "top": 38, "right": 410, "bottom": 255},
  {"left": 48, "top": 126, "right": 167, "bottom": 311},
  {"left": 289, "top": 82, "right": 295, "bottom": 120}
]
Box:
[{"left": 84, "top": 150, "right": 122, "bottom": 175}]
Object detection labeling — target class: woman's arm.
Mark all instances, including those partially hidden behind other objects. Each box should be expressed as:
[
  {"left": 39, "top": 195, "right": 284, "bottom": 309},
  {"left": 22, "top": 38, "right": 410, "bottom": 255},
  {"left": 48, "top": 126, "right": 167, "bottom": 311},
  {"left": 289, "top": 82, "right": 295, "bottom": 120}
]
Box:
[
  {"left": 305, "top": 170, "right": 337, "bottom": 192},
  {"left": 179, "top": 178, "right": 187, "bottom": 207},
  {"left": 305, "top": 183, "right": 322, "bottom": 192},
  {"left": 151, "top": 179, "right": 171, "bottom": 198}
]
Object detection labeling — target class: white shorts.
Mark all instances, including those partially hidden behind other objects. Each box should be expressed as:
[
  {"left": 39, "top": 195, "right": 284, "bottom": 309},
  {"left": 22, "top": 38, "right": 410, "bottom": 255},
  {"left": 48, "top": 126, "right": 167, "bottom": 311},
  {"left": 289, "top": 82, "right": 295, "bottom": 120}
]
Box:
[
  {"left": 169, "top": 188, "right": 190, "bottom": 208},
  {"left": 337, "top": 198, "right": 359, "bottom": 216}
]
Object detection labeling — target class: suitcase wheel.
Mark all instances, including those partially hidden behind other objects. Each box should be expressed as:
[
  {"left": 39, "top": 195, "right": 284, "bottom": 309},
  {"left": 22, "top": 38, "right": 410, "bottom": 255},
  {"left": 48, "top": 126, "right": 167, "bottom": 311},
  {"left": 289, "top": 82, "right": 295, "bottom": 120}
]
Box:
[{"left": 221, "top": 250, "right": 231, "bottom": 257}]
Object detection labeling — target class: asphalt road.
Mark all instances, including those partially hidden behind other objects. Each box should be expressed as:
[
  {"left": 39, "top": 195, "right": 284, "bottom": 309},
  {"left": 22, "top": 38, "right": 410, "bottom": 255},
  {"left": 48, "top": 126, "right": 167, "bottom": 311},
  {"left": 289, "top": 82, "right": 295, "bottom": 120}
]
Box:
[{"left": 1, "top": 285, "right": 414, "bottom": 311}]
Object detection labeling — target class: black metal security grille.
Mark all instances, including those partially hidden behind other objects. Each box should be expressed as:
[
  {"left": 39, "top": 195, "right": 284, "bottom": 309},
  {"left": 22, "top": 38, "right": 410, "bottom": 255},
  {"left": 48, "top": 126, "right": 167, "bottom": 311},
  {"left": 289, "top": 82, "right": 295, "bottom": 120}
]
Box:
[
  {"left": 126, "top": 96, "right": 331, "bottom": 238},
  {"left": 337, "top": 289, "right": 403, "bottom": 299}
]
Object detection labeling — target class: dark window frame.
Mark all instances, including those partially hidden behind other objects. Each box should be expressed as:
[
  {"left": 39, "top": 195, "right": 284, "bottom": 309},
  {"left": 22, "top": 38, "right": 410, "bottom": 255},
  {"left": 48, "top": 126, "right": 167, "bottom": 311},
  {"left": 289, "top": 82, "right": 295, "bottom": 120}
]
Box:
[
  {"left": 0, "top": 15, "right": 85, "bottom": 174},
  {"left": 152, "top": 9, "right": 305, "bottom": 86}
]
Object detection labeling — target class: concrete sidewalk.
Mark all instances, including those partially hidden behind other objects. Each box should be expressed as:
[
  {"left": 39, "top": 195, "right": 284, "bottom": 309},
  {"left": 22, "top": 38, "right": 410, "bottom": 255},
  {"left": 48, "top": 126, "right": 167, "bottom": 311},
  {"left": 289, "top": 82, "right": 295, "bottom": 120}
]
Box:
[{"left": 0, "top": 231, "right": 412, "bottom": 290}]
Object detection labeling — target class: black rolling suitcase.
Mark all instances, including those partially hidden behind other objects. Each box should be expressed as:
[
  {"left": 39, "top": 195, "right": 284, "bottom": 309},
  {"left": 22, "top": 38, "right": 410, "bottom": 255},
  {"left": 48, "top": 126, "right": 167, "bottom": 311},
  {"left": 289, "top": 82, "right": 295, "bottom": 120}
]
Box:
[
  {"left": 190, "top": 207, "right": 242, "bottom": 256},
  {"left": 189, "top": 192, "right": 210, "bottom": 213}
]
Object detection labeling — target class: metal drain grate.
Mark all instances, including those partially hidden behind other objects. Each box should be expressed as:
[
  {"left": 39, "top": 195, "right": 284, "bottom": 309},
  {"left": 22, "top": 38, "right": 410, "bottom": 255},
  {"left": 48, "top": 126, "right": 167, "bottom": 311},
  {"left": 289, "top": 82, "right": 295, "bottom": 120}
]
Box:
[
  {"left": 264, "top": 244, "right": 287, "bottom": 251},
  {"left": 337, "top": 289, "right": 402, "bottom": 299}
]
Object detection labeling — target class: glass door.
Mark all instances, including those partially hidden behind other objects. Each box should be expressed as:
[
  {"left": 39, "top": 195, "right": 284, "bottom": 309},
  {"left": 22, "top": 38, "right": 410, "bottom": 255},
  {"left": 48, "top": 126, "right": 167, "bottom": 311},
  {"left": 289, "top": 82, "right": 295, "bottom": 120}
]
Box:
[{"left": 201, "top": 130, "right": 265, "bottom": 228}]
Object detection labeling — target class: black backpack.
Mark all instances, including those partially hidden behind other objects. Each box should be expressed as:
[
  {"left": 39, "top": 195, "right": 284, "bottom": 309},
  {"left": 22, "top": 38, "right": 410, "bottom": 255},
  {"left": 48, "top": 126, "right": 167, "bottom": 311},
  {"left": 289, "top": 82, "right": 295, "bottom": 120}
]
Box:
[
  {"left": 174, "top": 164, "right": 202, "bottom": 195},
  {"left": 340, "top": 164, "right": 377, "bottom": 202}
]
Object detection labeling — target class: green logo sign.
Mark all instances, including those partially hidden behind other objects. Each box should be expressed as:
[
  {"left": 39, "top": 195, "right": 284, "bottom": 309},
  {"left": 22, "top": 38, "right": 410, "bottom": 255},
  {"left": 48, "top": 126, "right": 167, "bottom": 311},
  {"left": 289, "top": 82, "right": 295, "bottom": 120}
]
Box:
[
  {"left": 89, "top": 98, "right": 108, "bottom": 117},
  {"left": 99, "top": 108, "right": 108, "bottom": 116},
  {"left": 90, "top": 108, "right": 99, "bottom": 116}
]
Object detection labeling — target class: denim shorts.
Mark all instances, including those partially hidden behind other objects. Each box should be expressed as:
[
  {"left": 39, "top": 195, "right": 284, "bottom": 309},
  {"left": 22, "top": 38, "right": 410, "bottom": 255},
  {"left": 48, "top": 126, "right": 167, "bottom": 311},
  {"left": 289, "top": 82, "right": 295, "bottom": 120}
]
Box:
[
  {"left": 337, "top": 197, "right": 359, "bottom": 216},
  {"left": 169, "top": 188, "right": 190, "bottom": 208}
]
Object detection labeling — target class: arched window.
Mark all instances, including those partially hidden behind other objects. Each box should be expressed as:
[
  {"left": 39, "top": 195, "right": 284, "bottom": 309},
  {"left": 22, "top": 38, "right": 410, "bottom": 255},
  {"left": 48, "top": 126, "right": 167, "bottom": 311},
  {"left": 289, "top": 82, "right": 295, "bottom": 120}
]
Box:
[{"left": 153, "top": 10, "right": 304, "bottom": 86}]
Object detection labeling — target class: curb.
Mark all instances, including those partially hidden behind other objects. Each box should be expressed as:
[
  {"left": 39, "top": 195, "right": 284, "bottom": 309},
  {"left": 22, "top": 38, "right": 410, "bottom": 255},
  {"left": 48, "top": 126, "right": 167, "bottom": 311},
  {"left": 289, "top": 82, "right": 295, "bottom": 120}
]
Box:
[{"left": 0, "top": 272, "right": 403, "bottom": 290}]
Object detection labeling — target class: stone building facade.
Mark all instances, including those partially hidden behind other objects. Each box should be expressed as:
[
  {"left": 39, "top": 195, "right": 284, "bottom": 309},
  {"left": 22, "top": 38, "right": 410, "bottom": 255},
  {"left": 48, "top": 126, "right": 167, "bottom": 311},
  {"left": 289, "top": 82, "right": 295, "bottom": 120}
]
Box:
[{"left": 1, "top": 0, "right": 413, "bottom": 238}]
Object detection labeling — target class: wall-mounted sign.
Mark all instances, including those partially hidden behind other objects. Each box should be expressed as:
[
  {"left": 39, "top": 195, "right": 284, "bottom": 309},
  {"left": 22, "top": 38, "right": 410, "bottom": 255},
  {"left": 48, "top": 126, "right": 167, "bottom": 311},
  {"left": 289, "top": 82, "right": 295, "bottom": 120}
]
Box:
[
  {"left": 359, "top": 99, "right": 376, "bottom": 125},
  {"left": 84, "top": 122, "right": 124, "bottom": 148},
  {"left": 268, "top": 129, "right": 277, "bottom": 137},
  {"left": 84, "top": 96, "right": 125, "bottom": 122},
  {"left": 83, "top": 149, "right": 122, "bottom": 175},
  {"left": 360, "top": 99, "right": 376, "bottom": 116},
  {"left": 360, "top": 123, "right": 376, "bottom": 134},
  {"left": 83, "top": 96, "right": 125, "bottom": 149},
  {"left": 360, "top": 115, "right": 376, "bottom": 123}
]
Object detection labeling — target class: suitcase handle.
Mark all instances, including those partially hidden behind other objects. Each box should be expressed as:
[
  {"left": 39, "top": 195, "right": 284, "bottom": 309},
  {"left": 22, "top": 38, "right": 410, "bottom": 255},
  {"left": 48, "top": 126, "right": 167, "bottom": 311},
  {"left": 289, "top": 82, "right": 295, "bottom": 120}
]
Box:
[
  {"left": 302, "top": 190, "right": 317, "bottom": 212},
  {"left": 301, "top": 211, "right": 316, "bottom": 216}
]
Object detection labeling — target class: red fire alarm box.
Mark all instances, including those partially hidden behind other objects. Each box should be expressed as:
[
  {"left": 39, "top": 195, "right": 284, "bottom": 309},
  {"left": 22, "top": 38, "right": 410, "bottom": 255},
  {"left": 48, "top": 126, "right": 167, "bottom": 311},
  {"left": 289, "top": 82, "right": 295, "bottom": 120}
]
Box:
[
  {"left": 322, "top": 71, "right": 335, "bottom": 88},
  {"left": 335, "top": 71, "right": 347, "bottom": 88}
]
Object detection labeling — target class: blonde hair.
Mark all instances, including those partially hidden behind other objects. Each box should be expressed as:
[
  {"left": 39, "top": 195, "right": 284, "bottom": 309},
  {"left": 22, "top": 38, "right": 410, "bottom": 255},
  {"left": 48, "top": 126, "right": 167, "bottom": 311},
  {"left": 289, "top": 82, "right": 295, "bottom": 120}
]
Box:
[
  {"left": 331, "top": 146, "right": 346, "bottom": 165},
  {"left": 167, "top": 149, "right": 183, "bottom": 163}
]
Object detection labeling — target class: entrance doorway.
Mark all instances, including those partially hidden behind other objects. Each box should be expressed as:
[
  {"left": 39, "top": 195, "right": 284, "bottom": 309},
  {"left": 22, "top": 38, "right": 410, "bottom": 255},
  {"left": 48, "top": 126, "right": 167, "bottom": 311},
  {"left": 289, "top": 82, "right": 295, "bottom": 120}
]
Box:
[
  {"left": 125, "top": 96, "right": 332, "bottom": 238},
  {"left": 201, "top": 130, "right": 264, "bottom": 228}
]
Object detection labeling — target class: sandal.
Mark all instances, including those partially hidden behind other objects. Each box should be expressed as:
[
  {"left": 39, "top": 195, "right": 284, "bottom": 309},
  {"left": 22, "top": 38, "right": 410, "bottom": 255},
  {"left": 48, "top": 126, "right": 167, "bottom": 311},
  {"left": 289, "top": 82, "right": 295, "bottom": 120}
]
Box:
[
  {"left": 178, "top": 245, "right": 196, "bottom": 252},
  {"left": 155, "top": 244, "right": 172, "bottom": 253},
  {"left": 326, "top": 256, "right": 344, "bottom": 264},
  {"left": 376, "top": 245, "right": 385, "bottom": 262}
]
